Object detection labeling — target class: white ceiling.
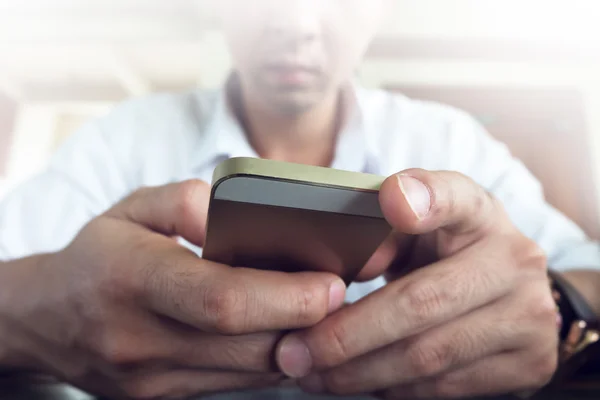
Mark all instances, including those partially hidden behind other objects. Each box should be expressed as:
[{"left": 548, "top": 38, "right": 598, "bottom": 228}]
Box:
[{"left": 1, "top": 0, "right": 599, "bottom": 103}]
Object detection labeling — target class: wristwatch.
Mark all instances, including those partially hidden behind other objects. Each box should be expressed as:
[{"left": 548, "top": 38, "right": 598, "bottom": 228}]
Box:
[
  {"left": 550, "top": 271, "right": 598, "bottom": 357},
  {"left": 518, "top": 271, "right": 600, "bottom": 399},
  {"left": 549, "top": 271, "right": 600, "bottom": 381},
  {"left": 532, "top": 270, "right": 600, "bottom": 395}
]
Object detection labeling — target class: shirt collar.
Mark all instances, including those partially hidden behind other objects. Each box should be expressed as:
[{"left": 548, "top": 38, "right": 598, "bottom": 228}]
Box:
[{"left": 194, "top": 77, "right": 380, "bottom": 174}]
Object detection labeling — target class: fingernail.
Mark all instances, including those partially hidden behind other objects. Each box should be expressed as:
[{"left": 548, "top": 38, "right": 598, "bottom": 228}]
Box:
[
  {"left": 299, "top": 373, "right": 325, "bottom": 394},
  {"left": 278, "top": 336, "right": 312, "bottom": 378},
  {"left": 397, "top": 175, "right": 431, "bottom": 220},
  {"left": 328, "top": 280, "right": 346, "bottom": 313}
]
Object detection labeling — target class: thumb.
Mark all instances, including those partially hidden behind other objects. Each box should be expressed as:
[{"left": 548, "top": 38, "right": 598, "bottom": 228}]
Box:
[
  {"left": 379, "top": 172, "right": 431, "bottom": 235},
  {"left": 379, "top": 169, "right": 503, "bottom": 236},
  {"left": 105, "top": 180, "right": 210, "bottom": 247}
]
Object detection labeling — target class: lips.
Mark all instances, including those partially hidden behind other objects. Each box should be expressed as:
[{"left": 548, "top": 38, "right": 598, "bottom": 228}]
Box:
[{"left": 263, "top": 62, "right": 320, "bottom": 87}]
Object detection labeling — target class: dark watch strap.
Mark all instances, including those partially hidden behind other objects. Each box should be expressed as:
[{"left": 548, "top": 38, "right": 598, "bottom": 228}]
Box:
[
  {"left": 549, "top": 271, "right": 598, "bottom": 339},
  {"left": 550, "top": 271, "right": 597, "bottom": 322},
  {"left": 518, "top": 271, "right": 600, "bottom": 399},
  {"left": 538, "top": 270, "right": 600, "bottom": 393}
]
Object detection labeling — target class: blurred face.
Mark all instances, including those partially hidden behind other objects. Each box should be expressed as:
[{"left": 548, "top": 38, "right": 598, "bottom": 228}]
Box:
[{"left": 217, "top": 0, "right": 386, "bottom": 114}]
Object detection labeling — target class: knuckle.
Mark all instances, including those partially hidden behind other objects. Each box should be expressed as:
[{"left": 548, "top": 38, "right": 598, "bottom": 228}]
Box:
[
  {"left": 516, "top": 239, "right": 548, "bottom": 272},
  {"left": 320, "top": 323, "right": 352, "bottom": 367},
  {"left": 80, "top": 216, "right": 105, "bottom": 237},
  {"left": 122, "top": 187, "right": 152, "bottom": 220},
  {"left": 403, "top": 280, "right": 445, "bottom": 326},
  {"left": 142, "top": 253, "right": 210, "bottom": 317},
  {"left": 434, "top": 172, "right": 501, "bottom": 236},
  {"left": 105, "top": 187, "right": 149, "bottom": 219},
  {"left": 204, "top": 284, "right": 247, "bottom": 335},
  {"left": 433, "top": 173, "right": 455, "bottom": 218},
  {"left": 532, "top": 290, "right": 558, "bottom": 324},
  {"left": 470, "top": 185, "right": 495, "bottom": 225},
  {"left": 294, "top": 286, "right": 323, "bottom": 325},
  {"left": 438, "top": 172, "right": 483, "bottom": 209},
  {"left": 95, "top": 331, "right": 147, "bottom": 366},
  {"left": 406, "top": 341, "right": 452, "bottom": 377},
  {"left": 215, "top": 333, "right": 278, "bottom": 372},
  {"left": 528, "top": 354, "right": 558, "bottom": 389},
  {"left": 517, "top": 282, "right": 557, "bottom": 329}
]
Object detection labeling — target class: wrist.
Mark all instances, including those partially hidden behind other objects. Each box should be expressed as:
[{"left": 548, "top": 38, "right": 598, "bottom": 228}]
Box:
[{"left": 0, "top": 254, "right": 58, "bottom": 375}]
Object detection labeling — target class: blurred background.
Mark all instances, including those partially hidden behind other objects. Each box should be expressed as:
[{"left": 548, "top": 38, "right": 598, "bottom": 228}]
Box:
[{"left": 0, "top": 0, "right": 599, "bottom": 239}]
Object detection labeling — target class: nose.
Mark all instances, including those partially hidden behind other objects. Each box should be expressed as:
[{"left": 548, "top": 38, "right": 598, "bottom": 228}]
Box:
[{"left": 263, "top": 0, "right": 322, "bottom": 44}]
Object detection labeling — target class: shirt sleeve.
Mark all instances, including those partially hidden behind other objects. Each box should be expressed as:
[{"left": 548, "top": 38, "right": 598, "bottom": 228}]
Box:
[
  {"left": 0, "top": 121, "right": 130, "bottom": 261},
  {"left": 446, "top": 111, "right": 600, "bottom": 271}
]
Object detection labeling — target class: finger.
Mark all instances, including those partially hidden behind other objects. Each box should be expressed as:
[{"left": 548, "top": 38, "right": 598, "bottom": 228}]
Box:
[
  {"left": 167, "top": 329, "right": 282, "bottom": 373},
  {"left": 379, "top": 170, "right": 511, "bottom": 239},
  {"left": 384, "top": 234, "right": 438, "bottom": 282},
  {"left": 88, "top": 308, "right": 284, "bottom": 374},
  {"left": 356, "top": 232, "right": 415, "bottom": 282},
  {"left": 380, "top": 349, "right": 557, "bottom": 399},
  {"left": 301, "top": 282, "right": 556, "bottom": 395},
  {"left": 276, "top": 238, "right": 518, "bottom": 377},
  {"left": 121, "top": 370, "right": 283, "bottom": 400},
  {"left": 141, "top": 248, "right": 346, "bottom": 334},
  {"left": 356, "top": 232, "right": 399, "bottom": 281},
  {"left": 106, "top": 180, "right": 210, "bottom": 247}
]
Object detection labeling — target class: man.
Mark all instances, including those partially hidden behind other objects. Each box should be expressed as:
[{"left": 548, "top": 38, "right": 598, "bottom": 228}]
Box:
[{"left": 1, "top": 0, "right": 600, "bottom": 399}]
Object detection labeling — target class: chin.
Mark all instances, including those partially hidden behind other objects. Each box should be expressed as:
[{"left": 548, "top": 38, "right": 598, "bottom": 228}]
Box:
[{"left": 267, "top": 90, "right": 324, "bottom": 116}]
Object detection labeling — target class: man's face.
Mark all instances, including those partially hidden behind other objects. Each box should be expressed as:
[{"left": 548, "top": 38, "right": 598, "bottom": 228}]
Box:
[{"left": 217, "top": 0, "right": 386, "bottom": 114}]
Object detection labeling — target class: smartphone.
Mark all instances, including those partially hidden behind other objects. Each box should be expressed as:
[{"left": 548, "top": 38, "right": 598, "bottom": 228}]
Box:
[{"left": 202, "top": 157, "right": 393, "bottom": 284}]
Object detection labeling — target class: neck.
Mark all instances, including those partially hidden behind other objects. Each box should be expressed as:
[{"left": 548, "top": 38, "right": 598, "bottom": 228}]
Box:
[{"left": 233, "top": 84, "right": 344, "bottom": 167}]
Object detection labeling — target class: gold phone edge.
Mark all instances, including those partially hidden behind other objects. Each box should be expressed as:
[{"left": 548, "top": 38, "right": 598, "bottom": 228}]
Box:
[{"left": 211, "top": 157, "right": 386, "bottom": 192}]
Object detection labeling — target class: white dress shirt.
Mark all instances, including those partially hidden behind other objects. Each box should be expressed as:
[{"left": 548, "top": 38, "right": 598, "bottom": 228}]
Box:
[{"left": 1, "top": 84, "right": 599, "bottom": 304}]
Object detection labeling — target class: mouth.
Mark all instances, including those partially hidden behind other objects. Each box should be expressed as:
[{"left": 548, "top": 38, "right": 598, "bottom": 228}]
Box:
[{"left": 262, "top": 62, "right": 321, "bottom": 87}]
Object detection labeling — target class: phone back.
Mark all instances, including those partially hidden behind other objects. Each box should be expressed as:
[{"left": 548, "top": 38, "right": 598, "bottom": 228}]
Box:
[{"left": 202, "top": 158, "right": 393, "bottom": 284}]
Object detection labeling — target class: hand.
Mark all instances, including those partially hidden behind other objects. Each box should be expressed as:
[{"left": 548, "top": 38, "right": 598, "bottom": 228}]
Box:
[
  {"left": 276, "top": 170, "right": 558, "bottom": 399},
  {"left": 0, "top": 180, "right": 346, "bottom": 399}
]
